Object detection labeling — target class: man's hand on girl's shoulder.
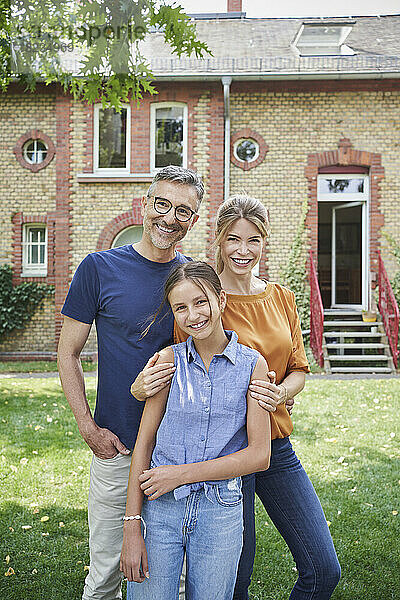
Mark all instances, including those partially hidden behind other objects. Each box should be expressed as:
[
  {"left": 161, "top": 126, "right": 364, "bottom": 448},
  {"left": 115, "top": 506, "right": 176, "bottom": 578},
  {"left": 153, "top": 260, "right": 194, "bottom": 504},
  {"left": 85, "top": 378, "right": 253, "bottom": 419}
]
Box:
[{"left": 130, "top": 352, "right": 176, "bottom": 401}]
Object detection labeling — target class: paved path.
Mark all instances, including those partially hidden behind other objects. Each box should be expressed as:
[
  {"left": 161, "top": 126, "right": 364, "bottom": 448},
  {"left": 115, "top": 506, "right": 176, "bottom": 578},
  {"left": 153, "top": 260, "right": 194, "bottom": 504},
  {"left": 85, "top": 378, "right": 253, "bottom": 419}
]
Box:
[
  {"left": 0, "top": 371, "right": 97, "bottom": 379},
  {"left": 308, "top": 373, "right": 399, "bottom": 380},
  {"left": 0, "top": 371, "right": 399, "bottom": 381}
]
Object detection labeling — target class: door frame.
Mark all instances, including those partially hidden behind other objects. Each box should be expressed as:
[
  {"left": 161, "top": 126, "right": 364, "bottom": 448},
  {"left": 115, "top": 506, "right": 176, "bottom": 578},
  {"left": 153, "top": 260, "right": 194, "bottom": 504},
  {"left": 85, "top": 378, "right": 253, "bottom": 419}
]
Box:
[
  {"left": 331, "top": 201, "right": 368, "bottom": 310},
  {"left": 317, "top": 173, "right": 370, "bottom": 311}
]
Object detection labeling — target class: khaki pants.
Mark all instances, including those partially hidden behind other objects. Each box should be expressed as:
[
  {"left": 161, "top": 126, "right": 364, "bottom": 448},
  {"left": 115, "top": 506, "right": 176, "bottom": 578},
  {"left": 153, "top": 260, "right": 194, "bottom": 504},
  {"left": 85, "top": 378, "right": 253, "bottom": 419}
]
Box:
[{"left": 82, "top": 453, "right": 186, "bottom": 600}]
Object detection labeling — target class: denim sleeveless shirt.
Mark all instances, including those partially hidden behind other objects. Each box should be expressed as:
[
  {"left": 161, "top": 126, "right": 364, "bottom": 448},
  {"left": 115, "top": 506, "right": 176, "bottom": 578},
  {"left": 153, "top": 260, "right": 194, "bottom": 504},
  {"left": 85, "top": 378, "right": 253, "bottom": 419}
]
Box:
[{"left": 151, "top": 331, "right": 260, "bottom": 499}]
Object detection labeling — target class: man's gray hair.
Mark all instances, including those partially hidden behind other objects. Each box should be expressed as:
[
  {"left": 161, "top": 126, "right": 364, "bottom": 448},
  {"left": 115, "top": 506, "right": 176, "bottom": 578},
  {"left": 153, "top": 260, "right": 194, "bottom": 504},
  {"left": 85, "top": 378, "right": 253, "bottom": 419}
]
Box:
[{"left": 147, "top": 166, "right": 205, "bottom": 210}]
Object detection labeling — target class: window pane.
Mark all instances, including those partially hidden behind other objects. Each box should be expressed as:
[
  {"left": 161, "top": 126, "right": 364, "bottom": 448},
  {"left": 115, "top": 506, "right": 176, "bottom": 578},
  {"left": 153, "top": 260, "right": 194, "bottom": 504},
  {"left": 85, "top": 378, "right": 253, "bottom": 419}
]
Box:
[
  {"left": 318, "top": 178, "right": 364, "bottom": 194},
  {"left": 31, "top": 228, "right": 39, "bottom": 243},
  {"left": 300, "top": 26, "right": 342, "bottom": 45},
  {"left": 98, "top": 108, "right": 127, "bottom": 169},
  {"left": 112, "top": 226, "right": 143, "bottom": 248},
  {"left": 236, "top": 139, "right": 258, "bottom": 162},
  {"left": 155, "top": 107, "right": 183, "bottom": 168},
  {"left": 40, "top": 245, "right": 45, "bottom": 263},
  {"left": 24, "top": 140, "right": 47, "bottom": 164},
  {"left": 31, "top": 245, "right": 38, "bottom": 264}
]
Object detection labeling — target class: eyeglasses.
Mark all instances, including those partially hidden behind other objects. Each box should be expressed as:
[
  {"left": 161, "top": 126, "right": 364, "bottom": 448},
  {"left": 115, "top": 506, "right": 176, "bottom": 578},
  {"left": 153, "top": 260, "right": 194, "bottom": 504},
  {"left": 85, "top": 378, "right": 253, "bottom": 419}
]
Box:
[{"left": 149, "top": 196, "right": 196, "bottom": 223}]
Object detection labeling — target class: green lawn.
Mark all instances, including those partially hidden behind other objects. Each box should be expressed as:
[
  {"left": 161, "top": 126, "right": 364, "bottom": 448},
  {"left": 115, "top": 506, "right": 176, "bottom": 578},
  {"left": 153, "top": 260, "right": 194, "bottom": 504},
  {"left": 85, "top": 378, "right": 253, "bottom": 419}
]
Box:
[{"left": 1, "top": 377, "right": 399, "bottom": 599}]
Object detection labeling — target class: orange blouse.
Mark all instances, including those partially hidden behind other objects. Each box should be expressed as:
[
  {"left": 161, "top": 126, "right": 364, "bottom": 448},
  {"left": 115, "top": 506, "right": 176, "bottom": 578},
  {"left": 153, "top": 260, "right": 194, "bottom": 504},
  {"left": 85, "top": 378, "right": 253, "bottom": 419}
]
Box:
[{"left": 175, "top": 282, "right": 310, "bottom": 440}]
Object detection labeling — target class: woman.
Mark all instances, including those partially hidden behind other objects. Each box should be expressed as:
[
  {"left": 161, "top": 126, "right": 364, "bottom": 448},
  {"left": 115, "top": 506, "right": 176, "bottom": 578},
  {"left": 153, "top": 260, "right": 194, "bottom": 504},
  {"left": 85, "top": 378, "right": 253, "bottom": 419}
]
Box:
[
  {"left": 131, "top": 195, "right": 341, "bottom": 600},
  {"left": 121, "top": 261, "right": 271, "bottom": 600}
]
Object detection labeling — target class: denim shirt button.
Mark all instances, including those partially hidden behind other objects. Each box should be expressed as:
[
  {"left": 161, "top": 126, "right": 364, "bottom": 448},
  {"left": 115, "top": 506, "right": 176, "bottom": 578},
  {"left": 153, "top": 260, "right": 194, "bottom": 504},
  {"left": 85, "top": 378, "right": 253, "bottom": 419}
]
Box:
[
  {"left": 204, "top": 406, "right": 210, "bottom": 413},
  {"left": 201, "top": 435, "right": 206, "bottom": 442}
]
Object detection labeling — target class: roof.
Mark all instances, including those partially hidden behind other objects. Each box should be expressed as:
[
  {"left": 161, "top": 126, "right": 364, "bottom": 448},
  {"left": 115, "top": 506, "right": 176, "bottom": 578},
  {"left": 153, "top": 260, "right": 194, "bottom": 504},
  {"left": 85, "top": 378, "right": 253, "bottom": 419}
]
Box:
[{"left": 138, "top": 14, "right": 400, "bottom": 79}]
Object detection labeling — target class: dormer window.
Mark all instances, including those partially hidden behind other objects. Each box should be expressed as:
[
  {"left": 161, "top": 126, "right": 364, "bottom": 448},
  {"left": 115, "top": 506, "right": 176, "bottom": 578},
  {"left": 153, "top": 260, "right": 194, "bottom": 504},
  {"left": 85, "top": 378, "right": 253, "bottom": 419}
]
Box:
[{"left": 293, "top": 22, "right": 355, "bottom": 56}]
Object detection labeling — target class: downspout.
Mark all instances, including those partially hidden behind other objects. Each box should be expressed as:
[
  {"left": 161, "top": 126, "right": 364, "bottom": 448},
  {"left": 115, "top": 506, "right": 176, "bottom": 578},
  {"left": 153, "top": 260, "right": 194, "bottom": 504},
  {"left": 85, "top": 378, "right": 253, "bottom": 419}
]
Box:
[{"left": 222, "top": 76, "right": 232, "bottom": 200}]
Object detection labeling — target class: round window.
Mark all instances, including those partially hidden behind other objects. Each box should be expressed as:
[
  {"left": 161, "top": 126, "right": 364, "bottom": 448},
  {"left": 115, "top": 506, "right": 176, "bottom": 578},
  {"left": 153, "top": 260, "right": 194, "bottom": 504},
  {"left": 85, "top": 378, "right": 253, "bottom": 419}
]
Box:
[
  {"left": 23, "top": 139, "right": 48, "bottom": 164},
  {"left": 234, "top": 138, "right": 259, "bottom": 163}
]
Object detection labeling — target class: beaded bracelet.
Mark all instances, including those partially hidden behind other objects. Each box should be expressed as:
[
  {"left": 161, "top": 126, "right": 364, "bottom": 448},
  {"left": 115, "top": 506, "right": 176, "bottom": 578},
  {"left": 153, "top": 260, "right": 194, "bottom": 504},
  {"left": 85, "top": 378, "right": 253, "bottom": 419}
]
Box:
[{"left": 122, "top": 514, "right": 147, "bottom": 538}]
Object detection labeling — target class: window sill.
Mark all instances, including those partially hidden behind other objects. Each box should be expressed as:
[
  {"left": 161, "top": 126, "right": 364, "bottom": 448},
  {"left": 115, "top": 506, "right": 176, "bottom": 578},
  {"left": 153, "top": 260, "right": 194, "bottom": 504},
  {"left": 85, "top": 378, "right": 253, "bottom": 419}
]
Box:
[
  {"left": 21, "top": 271, "right": 47, "bottom": 278},
  {"left": 77, "top": 173, "right": 153, "bottom": 183}
]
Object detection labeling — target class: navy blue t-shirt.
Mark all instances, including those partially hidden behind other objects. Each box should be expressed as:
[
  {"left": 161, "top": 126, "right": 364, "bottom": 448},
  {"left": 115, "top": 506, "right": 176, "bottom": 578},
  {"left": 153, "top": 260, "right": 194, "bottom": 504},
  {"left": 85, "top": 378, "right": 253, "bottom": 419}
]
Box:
[{"left": 61, "top": 245, "right": 189, "bottom": 449}]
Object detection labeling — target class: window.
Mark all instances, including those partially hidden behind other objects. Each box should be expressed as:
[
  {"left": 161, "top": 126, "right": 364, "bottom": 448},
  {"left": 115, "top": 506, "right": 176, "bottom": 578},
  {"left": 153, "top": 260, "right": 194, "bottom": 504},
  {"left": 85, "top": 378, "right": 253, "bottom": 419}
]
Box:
[
  {"left": 318, "top": 175, "right": 369, "bottom": 201},
  {"left": 293, "top": 22, "right": 355, "bottom": 56},
  {"left": 94, "top": 104, "right": 131, "bottom": 172},
  {"left": 112, "top": 226, "right": 143, "bottom": 248},
  {"left": 233, "top": 138, "right": 259, "bottom": 164},
  {"left": 23, "top": 139, "right": 48, "bottom": 164},
  {"left": 22, "top": 224, "right": 47, "bottom": 276},
  {"left": 150, "top": 102, "right": 187, "bottom": 171}
]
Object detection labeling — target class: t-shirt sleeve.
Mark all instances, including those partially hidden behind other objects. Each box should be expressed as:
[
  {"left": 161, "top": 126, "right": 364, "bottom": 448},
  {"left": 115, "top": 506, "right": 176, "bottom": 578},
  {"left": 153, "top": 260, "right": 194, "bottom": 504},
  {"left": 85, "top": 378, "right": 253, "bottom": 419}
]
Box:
[
  {"left": 61, "top": 254, "right": 100, "bottom": 325},
  {"left": 286, "top": 290, "right": 310, "bottom": 375}
]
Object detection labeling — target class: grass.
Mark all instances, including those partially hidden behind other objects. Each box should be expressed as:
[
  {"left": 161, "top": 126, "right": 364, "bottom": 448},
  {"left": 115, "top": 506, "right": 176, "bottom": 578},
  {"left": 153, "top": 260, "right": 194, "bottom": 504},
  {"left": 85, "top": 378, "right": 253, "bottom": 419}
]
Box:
[
  {"left": 0, "top": 361, "right": 96, "bottom": 373},
  {"left": 1, "top": 378, "right": 399, "bottom": 599}
]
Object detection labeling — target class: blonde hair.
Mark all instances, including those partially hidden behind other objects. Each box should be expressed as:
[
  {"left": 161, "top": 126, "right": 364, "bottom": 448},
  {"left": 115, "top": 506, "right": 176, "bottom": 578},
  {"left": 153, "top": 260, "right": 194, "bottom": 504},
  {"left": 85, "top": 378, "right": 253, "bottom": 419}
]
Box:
[{"left": 214, "top": 194, "right": 270, "bottom": 274}]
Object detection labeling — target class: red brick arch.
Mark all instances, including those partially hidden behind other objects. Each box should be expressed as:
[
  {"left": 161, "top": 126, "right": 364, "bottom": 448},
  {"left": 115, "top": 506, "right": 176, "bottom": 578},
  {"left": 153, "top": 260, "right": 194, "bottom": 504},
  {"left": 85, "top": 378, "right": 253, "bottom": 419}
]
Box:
[
  {"left": 96, "top": 199, "right": 143, "bottom": 251},
  {"left": 305, "top": 138, "right": 384, "bottom": 287}
]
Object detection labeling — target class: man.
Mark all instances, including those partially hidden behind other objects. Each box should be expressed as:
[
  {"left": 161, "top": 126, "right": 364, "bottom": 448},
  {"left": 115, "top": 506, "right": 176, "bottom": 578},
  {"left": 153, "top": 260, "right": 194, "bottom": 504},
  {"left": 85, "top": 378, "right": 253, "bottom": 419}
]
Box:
[{"left": 57, "top": 166, "right": 204, "bottom": 600}]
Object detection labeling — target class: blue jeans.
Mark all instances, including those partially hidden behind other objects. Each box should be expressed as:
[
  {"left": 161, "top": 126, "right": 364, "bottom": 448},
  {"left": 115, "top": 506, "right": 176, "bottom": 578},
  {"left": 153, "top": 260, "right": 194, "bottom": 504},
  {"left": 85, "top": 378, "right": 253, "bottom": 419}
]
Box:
[
  {"left": 127, "top": 478, "right": 243, "bottom": 600},
  {"left": 234, "top": 437, "right": 341, "bottom": 600}
]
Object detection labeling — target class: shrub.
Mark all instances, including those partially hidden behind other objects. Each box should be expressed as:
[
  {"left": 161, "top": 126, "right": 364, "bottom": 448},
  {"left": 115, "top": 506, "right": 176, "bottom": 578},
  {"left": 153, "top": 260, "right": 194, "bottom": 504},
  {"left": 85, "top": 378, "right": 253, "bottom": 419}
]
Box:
[{"left": 0, "top": 265, "right": 54, "bottom": 340}]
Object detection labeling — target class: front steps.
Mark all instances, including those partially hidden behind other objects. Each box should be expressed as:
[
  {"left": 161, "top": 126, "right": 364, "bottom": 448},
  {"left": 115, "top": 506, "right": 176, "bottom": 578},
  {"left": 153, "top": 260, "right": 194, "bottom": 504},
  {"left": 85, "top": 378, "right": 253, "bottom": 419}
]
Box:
[{"left": 323, "top": 310, "right": 396, "bottom": 374}]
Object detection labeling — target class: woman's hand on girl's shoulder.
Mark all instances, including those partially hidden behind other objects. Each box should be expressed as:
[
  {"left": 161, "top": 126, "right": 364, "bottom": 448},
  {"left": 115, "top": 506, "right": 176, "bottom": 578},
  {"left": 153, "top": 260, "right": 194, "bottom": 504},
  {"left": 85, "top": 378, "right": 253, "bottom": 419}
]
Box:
[
  {"left": 130, "top": 347, "right": 175, "bottom": 401},
  {"left": 249, "top": 370, "right": 286, "bottom": 412}
]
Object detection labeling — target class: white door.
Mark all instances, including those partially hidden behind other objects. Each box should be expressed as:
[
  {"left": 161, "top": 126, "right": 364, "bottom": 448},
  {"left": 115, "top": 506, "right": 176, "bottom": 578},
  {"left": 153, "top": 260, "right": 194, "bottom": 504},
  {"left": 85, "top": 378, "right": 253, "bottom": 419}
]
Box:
[{"left": 331, "top": 201, "right": 367, "bottom": 309}]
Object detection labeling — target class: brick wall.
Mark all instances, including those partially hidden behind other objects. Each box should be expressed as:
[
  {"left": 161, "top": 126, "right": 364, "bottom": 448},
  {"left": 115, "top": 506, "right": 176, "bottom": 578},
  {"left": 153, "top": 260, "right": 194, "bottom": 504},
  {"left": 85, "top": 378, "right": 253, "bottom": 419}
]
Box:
[
  {"left": 229, "top": 80, "right": 400, "bottom": 282},
  {"left": 0, "top": 89, "right": 57, "bottom": 355},
  {"left": 67, "top": 82, "right": 224, "bottom": 353},
  {"left": 2, "top": 78, "right": 400, "bottom": 356}
]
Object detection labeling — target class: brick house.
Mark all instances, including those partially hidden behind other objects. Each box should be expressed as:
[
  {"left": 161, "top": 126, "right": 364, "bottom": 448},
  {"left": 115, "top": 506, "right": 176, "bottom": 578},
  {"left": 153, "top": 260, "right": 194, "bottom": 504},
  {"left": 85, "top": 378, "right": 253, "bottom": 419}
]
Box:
[{"left": 1, "top": 2, "right": 400, "bottom": 370}]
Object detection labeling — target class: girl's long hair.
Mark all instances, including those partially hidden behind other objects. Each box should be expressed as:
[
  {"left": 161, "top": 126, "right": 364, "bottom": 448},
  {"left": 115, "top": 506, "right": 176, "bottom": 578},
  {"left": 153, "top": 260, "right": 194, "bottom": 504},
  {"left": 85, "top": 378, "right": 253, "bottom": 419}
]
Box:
[
  {"left": 214, "top": 194, "right": 270, "bottom": 274},
  {"left": 141, "top": 261, "right": 222, "bottom": 338}
]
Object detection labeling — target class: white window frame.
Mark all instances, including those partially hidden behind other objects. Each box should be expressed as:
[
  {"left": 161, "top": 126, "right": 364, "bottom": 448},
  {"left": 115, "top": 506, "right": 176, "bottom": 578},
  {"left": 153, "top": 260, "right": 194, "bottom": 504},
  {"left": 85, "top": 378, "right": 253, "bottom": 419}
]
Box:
[
  {"left": 93, "top": 103, "right": 131, "bottom": 173},
  {"left": 150, "top": 102, "right": 188, "bottom": 172},
  {"left": 23, "top": 139, "right": 48, "bottom": 165},
  {"left": 292, "top": 23, "right": 354, "bottom": 56},
  {"left": 233, "top": 138, "right": 260, "bottom": 164},
  {"left": 22, "top": 224, "right": 47, "bottom": 277},
  {"left": 317, "top": 174, "right": 369, "bottom": 202}
]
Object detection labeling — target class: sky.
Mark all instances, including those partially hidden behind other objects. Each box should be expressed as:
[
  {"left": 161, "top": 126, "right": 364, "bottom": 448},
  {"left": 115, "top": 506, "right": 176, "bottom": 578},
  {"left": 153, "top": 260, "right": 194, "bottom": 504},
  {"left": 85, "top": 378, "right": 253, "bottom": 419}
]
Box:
[{"left": 179, "top": 0, "right": 400, "bottom": 18}]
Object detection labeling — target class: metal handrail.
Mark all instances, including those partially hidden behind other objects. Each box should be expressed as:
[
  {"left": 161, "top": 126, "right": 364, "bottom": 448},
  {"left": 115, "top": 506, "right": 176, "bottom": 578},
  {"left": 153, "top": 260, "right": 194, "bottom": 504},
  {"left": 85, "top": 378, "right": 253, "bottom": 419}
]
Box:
[
  {"left": 309, "top": 251, "right": 324, "bottom": 367},
  {"left": 377, "top": 251, "right": 399, "bottom": 368}
]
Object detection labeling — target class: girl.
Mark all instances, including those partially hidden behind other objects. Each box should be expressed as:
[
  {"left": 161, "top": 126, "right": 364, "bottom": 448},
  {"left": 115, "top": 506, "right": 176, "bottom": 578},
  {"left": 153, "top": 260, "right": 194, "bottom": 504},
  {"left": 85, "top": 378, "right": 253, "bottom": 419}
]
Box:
[
  {"left": 120, "top": 261, "right": 271, "bottom": 600},
  {"left": 132, "top": 195, "right": 341, "bottom": 600}
]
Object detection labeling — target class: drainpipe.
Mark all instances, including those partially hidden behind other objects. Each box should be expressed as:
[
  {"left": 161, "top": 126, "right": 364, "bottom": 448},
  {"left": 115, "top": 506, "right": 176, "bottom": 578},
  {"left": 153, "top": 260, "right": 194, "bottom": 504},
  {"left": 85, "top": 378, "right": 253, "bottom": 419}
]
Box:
[{"left": 222, "top": 76, "right": 232, "bottom": 200}]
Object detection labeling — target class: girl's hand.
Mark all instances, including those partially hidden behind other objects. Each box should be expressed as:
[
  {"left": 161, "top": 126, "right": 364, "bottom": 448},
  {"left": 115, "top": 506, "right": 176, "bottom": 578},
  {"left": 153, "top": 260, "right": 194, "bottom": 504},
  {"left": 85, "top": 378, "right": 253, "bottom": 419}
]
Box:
[
  {"left": 120, "top": 523, "right": 149, "bottom": 583},
  {"left": 139, "top": 465, "right": 183, "bottom": 500},
  {"left": 130, "top": 353, "right": 176, "bottom": 401},
  {"left": 249, "top": 371, "right": 287, "bottom": 413}
]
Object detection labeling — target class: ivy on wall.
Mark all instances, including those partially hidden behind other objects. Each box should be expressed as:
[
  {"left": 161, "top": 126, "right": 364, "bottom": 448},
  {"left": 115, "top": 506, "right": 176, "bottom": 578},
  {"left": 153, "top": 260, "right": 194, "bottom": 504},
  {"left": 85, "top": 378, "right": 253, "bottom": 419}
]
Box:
[
  {"left": 382, "top": 231, "right": 400, "bottom": 310},
  {"left": 280, "top": 198, "right": 310, "bottom": 331},
  {"left": 0, "top": 265, "right": 54, "bottom": 340}
]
